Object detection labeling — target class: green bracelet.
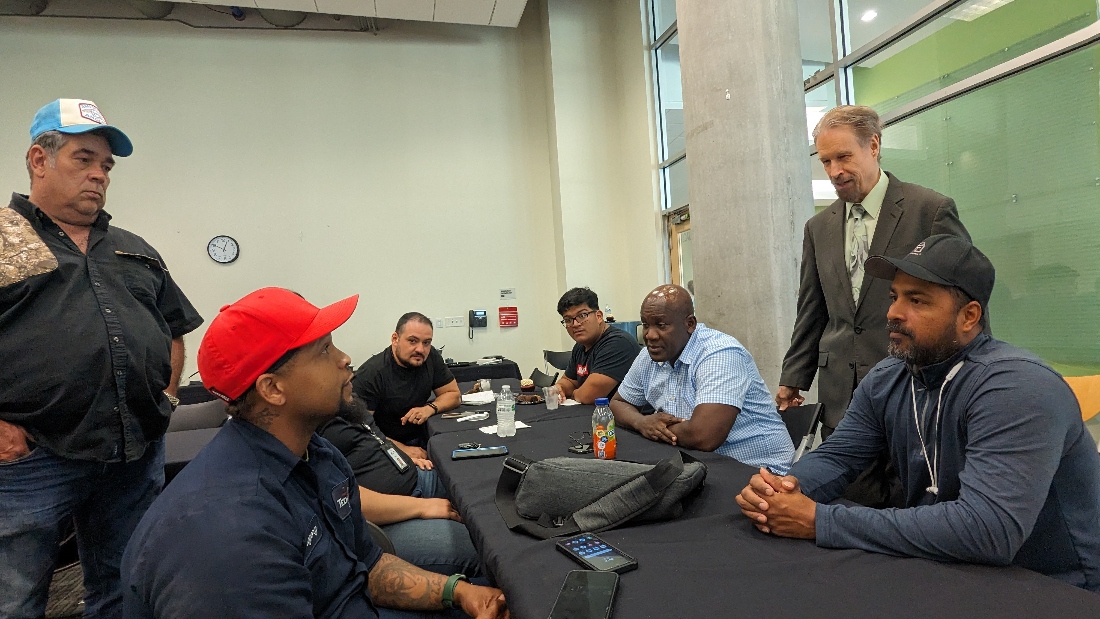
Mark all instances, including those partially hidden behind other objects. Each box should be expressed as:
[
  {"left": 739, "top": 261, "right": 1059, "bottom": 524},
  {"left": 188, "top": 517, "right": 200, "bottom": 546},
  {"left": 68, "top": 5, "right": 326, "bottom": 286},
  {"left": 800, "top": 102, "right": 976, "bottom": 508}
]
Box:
[{"left": 442, "top": 573, "right": 467, "bottom": 609}]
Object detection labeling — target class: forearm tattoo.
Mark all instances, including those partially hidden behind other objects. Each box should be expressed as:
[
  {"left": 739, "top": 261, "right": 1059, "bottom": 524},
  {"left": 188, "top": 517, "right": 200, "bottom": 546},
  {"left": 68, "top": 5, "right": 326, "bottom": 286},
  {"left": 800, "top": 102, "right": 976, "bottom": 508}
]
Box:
[{"left": 368, "top": 554, "right": 445, "bottom": 611}]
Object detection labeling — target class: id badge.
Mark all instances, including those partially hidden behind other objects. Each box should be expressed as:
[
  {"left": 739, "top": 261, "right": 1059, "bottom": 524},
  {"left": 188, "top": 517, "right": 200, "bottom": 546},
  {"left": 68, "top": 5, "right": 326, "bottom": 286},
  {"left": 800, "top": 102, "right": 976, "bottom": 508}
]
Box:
[{"left": 384, "top": 443, "right": 410, "bottom": 473}]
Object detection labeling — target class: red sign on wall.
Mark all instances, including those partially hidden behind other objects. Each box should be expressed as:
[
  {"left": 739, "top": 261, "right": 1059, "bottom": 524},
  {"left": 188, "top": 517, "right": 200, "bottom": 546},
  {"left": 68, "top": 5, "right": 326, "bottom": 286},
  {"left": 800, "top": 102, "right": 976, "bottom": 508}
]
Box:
[{"left": 499, "top": 306, "right": 519, "bottom": 328}]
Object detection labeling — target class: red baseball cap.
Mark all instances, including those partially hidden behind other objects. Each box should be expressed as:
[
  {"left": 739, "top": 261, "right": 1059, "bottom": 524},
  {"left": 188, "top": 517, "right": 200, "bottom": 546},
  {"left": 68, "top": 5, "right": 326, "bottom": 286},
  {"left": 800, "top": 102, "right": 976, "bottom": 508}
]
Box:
[{"left": 198, "top": 287, "right": 359, "bottom": 402}]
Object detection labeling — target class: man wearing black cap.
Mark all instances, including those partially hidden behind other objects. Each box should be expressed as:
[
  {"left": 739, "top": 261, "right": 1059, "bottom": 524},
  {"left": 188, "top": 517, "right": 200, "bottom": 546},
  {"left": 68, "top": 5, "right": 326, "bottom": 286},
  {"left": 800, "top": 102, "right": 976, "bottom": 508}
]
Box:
[
  {"left": 0, "top": 99, "right": 202, "bottom": 618},
  {"left": 737, "top": 235, "right": 1100, "bottom": 592}
]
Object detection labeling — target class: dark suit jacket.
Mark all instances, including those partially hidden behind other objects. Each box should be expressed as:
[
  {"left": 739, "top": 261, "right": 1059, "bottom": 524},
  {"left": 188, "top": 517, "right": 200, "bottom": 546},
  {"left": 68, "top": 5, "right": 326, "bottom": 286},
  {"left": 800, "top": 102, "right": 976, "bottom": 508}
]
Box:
[{"left": 779, "top": 171, "right": 970, "bottom": 428}]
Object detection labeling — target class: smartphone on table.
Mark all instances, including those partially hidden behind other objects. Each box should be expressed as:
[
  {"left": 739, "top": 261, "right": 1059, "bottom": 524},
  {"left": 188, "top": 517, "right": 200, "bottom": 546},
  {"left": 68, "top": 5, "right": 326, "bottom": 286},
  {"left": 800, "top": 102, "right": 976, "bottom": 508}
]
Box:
[
  {"left": 547, "top": 570, "right": 619, "bottom": 619},
  {"left": 555, "top": 532, "right": 637, "bottom": 573},
  {"left": 451, "top": 445, "right": 508, "bottom": 460}
]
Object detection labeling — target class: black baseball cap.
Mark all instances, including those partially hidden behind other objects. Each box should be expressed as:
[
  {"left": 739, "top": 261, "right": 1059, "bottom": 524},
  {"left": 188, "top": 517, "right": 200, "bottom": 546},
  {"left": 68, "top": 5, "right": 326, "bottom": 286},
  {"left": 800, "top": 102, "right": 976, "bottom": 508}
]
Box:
[{"left": 865, "top": 234, "right": 995, "bottom": 307}]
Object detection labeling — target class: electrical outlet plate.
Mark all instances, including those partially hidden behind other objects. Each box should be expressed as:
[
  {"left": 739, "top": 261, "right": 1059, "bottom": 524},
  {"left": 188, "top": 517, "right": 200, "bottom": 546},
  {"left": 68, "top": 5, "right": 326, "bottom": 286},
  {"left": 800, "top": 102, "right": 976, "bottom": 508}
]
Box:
[
  {"left": 433, "top": 318, "right": 444, "bottom": 329},
  {"left": 446, "top": 316, "right": 465, "bottom": 327}
]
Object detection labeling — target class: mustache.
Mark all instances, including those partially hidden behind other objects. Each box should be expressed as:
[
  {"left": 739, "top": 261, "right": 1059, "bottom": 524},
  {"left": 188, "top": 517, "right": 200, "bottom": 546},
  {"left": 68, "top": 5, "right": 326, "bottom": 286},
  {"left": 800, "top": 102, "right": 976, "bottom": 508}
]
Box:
[{"left": 886, "top": 320, "right": 913, "bottom": 338}]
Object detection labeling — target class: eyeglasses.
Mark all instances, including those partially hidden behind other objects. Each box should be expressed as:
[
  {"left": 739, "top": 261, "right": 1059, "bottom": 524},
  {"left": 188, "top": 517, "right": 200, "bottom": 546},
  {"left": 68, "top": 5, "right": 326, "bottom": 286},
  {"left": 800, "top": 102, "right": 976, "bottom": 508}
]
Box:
[{"left": 560, "top": 310, "right": 596, "bottom": 327}]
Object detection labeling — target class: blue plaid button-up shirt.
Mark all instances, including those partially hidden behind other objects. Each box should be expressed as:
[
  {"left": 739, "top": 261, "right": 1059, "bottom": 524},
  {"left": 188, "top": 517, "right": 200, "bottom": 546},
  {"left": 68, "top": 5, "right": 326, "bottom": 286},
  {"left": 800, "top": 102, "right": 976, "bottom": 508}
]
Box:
[{"left": 618, "top": 324, "right": 795, "bottom": 473}]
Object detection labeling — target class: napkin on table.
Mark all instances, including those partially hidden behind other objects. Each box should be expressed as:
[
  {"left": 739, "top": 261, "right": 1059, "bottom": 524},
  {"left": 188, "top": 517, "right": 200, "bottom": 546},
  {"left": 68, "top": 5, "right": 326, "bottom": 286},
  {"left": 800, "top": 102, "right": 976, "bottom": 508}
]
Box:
[
  {"left": 461, "top": 391, "right": 496, "bottom": 405},
  {"left": 478, "top": 421, "right": 532, "bottom": 434}
]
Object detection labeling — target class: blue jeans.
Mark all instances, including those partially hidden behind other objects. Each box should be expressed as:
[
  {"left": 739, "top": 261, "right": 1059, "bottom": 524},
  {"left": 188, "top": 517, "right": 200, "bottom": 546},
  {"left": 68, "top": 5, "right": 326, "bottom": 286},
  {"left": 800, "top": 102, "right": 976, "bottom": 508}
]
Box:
[
  {"left": 0, "top": 439, "right": 165, "bottom": 619},
  {"left": 383, "top": 468, "right": 481, "bottom": 577},
  {"left": 410, "top": 467, "right": 448, "bottom": 499}
]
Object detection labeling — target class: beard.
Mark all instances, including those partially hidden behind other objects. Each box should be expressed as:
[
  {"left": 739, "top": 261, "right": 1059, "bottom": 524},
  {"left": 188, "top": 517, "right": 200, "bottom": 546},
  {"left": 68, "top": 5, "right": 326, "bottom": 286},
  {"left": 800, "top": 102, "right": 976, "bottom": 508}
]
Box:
[
  {"left": 339, "top": 394, "right": 372, "bottom": 424},
  {"left": 833, "top": 175, "right": 864, "bottom": 203},
  {"left": 835, "top": 184, "right": 860, "bottom": 203},
  {"left": 887, "top": 320, "right": 961, "bottom": 368}
]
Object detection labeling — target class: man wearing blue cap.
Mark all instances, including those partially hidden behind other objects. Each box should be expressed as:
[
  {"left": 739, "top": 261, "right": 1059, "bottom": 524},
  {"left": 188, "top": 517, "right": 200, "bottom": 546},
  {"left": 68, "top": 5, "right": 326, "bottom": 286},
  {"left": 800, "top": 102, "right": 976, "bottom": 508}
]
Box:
[
  {"left": 737, "top": 235, "right": 1100, "bottom": 592},
  {"left": 0, "top": 99, "right": 202, "bottom": 618}
]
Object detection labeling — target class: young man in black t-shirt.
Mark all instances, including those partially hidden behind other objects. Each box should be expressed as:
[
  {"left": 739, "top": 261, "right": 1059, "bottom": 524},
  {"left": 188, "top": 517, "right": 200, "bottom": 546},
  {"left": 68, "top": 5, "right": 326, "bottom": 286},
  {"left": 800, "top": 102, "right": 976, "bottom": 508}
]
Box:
[
  {"left": 555, "top": 288, "right": 641, "bottom": 404},
  {"left": 352, "top": 312, "right": 461, "bottom": 454}
]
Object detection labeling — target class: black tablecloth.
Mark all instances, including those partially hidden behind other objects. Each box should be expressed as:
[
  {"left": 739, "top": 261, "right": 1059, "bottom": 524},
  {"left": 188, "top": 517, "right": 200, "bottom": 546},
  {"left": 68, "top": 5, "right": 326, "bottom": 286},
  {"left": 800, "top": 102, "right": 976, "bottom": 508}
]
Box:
[
  {"left": 178, "top": 381, "right": 217, "bottom": 405},
  {"left": 429, "top": 417, "right": 1100, "bottom": 619},
  {"left": 447, "top": 360, "right": 522, "bottom": 382},
  {"left": 425, "top": 380, "right": 591, "bottom": 436}
]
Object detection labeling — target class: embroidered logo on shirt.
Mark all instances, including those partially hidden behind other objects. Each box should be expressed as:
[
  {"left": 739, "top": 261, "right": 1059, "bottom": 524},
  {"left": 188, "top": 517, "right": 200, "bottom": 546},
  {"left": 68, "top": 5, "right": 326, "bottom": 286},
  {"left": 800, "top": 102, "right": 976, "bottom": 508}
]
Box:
[
  {"left": 0, "top": 207, "right": 58, "bottom": 288},
  {"left": 303, "top": 516, "right": 322, "bottom": 560},
  {"left": 576, "top": 364, "right": 589, "bottom": 378},
  {"left": 331, "top": 479, "right": 352, "bottom": 520}
]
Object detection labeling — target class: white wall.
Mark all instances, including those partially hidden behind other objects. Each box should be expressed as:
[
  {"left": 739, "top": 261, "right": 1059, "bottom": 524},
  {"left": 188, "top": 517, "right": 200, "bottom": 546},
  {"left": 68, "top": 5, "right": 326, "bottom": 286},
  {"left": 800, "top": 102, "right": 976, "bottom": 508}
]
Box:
[
  {"left": 542, "top": 0, "right": 663, "bottom": 322},
  {"left": 0, "top": 3, "right": 659, "bottom": 382}
]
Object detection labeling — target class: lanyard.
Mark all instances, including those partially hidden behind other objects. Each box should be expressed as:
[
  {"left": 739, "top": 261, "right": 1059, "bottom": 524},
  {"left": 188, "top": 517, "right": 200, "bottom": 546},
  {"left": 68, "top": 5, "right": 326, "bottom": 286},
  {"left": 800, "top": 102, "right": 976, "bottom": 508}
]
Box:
[
  {"left": 363, "top": 423, "right": 387, "bottom": 446},
  {"left": 909, "top": 361, "right": 964, "bottom": 496},
  {"left": 363, "top": 423, "right": 410, "bottom": 473}
]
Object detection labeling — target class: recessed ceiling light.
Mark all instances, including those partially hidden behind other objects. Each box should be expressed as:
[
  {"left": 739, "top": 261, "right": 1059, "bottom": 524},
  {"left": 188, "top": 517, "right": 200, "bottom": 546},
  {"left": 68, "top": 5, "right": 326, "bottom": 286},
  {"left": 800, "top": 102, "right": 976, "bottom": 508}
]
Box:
[{"left": 861, "top": 9, "right": 878, "bottom": 22}]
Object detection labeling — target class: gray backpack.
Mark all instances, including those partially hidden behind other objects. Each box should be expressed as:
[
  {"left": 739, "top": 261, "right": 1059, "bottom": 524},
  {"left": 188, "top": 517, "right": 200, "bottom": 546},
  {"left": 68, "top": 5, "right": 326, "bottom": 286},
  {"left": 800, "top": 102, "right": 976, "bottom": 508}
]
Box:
[{"left": 495, "top": 451, "right": 707, "bottom": 539}]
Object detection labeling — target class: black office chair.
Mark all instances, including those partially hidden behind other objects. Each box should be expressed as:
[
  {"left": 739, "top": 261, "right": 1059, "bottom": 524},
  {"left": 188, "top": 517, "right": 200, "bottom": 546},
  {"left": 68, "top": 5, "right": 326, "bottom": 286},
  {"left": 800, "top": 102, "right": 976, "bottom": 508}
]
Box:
[
  {"left": 543, "top": 350, "right": 572, "bottom": 372},
  {"left": 367, "top": 520, "right": 396, "bottom": 554},
  {"left": 177, "top": 380, "right": 219, "bottom": 405},
  {"left": 167, "top": 400, "right": 229, "bottom": 433},
  {"left": 780, "top": 403, "right": 823, "bottom": 461},
  {"left": 530, "top": 368, "right": 558, "bottom": 389}
]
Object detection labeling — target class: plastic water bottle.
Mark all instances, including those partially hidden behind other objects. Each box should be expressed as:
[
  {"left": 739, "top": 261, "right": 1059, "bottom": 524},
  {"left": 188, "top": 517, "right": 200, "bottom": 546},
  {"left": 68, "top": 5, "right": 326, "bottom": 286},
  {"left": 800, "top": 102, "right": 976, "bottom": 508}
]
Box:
[
  {"left": 496, "top": 385, "right": 516, "bottom": 437},
  {"left": 592, "top": 398, "right": 616, "bottom": 459}
]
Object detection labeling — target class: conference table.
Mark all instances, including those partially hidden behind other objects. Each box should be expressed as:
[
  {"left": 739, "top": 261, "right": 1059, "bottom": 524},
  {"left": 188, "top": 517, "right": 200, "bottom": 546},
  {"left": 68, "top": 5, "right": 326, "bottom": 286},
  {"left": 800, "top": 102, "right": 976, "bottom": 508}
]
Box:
[
  {"left": 447, "top": 359, "right": 523, "bottom": 383},
  {"left": 427, "top": 392, "right": 1100, "bottom": 618},
  {"left": 427, "top": 379, "right": 584, "bottom": 436}
]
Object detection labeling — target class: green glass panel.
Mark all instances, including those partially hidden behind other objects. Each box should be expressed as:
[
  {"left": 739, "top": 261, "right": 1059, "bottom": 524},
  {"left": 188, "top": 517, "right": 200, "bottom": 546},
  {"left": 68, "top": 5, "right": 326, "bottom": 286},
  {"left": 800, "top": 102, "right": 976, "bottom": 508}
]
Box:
[
  {"left": 853, "top": 0, "right": 1097, "bottom": 115},
  {"left": 882, "top": 44, "right": 1100, "bottom": 375}
]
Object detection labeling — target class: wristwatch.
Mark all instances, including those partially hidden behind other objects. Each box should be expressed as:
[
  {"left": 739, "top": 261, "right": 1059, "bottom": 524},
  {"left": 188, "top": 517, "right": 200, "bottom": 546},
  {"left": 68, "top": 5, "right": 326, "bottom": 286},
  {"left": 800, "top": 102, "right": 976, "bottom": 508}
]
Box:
[
  {"left": 442, "top": 573, "right": 467, "bottom": 609},
  {"left": 165, "top": 393, "right": 180, "bottom": 411}
]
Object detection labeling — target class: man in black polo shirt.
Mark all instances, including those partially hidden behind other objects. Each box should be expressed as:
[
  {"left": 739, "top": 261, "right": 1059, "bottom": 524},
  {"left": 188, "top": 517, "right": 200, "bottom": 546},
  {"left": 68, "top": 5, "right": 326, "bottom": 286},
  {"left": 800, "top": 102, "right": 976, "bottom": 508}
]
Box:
[
  {"left": 554, "top": 287, "right": 641, "bottom": 404},
  {"left": 318, "top": 398, "right": 480, "bottom": 577},
  {"left": 123, "top": 288, "right": 507, "bottom": 618},
  {"left": 353, "top": 312, "right": 461, "bottom": 454},
  {"left": 0, "top": 99, "right": 202, "bottom": 619}
]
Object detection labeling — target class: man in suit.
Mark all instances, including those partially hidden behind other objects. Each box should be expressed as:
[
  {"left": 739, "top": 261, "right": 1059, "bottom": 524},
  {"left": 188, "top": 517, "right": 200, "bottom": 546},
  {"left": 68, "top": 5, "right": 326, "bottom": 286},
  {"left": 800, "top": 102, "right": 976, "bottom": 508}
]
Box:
[{"left": 776, "top": 105, "right": 970, "bottom": 506}]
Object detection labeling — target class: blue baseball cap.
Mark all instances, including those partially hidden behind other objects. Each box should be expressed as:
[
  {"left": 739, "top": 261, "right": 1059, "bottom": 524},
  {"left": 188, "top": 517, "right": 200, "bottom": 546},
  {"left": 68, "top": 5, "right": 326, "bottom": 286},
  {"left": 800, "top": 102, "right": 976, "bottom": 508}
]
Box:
[{"left": 30, "top": 99, "right": 133, "bottom": 157}]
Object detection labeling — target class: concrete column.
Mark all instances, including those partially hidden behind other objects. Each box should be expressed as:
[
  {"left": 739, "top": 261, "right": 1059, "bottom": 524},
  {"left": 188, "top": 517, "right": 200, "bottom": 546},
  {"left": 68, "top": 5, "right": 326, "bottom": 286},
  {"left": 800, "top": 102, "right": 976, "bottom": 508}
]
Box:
[{"left": 676, "top": 0, "right": 814, "bottom": 388}]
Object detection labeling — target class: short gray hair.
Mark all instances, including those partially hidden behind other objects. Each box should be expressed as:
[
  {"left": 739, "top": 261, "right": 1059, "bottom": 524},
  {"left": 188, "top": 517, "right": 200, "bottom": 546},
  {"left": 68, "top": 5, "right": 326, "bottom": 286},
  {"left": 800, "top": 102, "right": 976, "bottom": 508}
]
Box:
[
  {"left": 813, "top": 105, "right": 883, "bottom": 159},
  {"left": 25, "top": 130, "right": 69, "bottom": 185}
]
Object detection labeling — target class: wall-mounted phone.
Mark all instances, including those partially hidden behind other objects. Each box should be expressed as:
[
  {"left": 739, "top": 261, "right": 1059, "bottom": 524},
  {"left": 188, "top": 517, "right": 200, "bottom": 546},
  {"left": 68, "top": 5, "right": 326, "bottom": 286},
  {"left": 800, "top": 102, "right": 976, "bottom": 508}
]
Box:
[{"left": 469, "top": 309, "right": 487, "bottom": 339}]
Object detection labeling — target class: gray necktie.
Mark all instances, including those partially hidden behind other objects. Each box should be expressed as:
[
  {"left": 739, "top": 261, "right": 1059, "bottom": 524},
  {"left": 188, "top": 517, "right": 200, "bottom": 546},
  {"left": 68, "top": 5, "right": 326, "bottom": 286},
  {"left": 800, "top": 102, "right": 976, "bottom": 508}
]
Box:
[{"left": 849, "top": 203, "right": 868, "bottom": 301}]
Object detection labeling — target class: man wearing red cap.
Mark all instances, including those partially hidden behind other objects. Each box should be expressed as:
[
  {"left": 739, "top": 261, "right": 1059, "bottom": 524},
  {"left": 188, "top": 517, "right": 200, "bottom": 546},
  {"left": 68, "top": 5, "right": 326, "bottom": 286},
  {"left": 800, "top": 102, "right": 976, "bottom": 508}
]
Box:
[
  {"left": 122, "top": 288, "right": 509, "bottom": 618},
  {"left": 0, "top": 99, "right": 202, "bottom": 619}
]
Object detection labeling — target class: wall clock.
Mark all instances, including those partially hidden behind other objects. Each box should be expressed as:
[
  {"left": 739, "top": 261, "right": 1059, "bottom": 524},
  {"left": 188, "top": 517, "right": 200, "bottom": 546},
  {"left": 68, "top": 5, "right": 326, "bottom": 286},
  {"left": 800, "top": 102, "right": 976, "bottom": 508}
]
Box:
[{"left": 207, "top": 235, "right": 239, "bottom": 264}]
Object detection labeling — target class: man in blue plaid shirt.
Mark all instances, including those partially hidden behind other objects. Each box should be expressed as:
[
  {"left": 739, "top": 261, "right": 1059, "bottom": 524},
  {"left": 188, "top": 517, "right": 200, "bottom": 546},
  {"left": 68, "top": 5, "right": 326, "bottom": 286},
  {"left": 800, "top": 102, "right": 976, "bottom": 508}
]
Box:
[{"left": 610, "top": 285, "right": 795, "bottom": 474}]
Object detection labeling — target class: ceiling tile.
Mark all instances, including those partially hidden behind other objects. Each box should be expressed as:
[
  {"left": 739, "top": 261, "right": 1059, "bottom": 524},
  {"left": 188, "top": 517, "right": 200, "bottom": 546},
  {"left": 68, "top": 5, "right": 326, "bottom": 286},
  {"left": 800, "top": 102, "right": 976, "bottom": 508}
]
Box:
[
  {"left": 488, "top": 0, "right": 528, "bottom": 27},
  {"left": 314, "top": 0, "right": 376, "bottom": 18},
  {"left": 434, "top": 0, "right": 494, "bottom": 25},
  {"left": 375, "top": 0, "right": 434, "bottom": 22},
  {"left": 254, "top": 0, "right": 320, "bottom": 11}
]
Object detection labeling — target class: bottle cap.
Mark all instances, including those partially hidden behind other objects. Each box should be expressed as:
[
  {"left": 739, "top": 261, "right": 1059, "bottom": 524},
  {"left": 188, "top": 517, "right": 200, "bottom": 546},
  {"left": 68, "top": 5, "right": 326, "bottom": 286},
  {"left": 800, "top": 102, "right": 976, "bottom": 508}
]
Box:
[{"left": 595, "top": 398, "right": 609, "bottom": 406}]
